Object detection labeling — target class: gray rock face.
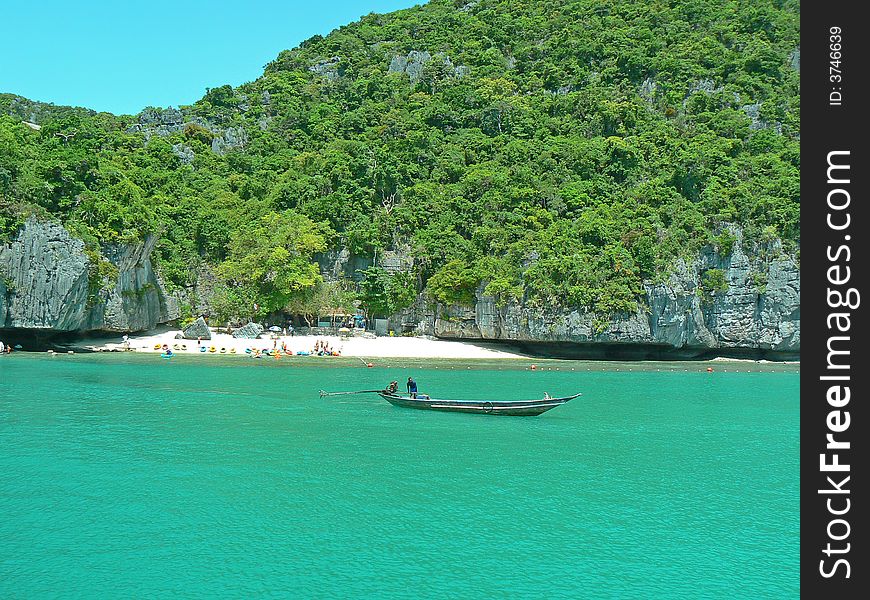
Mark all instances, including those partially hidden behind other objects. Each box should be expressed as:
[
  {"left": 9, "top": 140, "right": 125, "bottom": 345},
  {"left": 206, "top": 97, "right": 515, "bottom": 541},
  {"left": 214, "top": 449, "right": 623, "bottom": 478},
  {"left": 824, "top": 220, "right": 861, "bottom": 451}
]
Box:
[
  {"left": 316, "top": 248, "right": 373, "bottom": 282},
  {"left": 742, "top": 102, "right": 763, "bottom": 129},
  {"left": 182, "top": 316, "right": 211, "bottom": 340},
  {"left": 639, "top": 77, "right": 658, "bottom": 101},
  {"left": 742, "top": 103, "right": 782, "bottom": 133},
  {"left": 689, "top": 79, "right": 723, "bottom": 95},
  {"left": 378, "top": 248, "right": 414, "bottom": 273},
  {"left": 388, "top": 51, "right": 468, "bottom": 84},
  {"left": 392, "top": 228, "right": 800, "bottom": 359},
  {"left": 232, "top": 322, "right": 264, "bottom": 339},
  {"left": 211, "top": 126, "right": 248, "bottom": 155},
  {"left": 125, "top": 107, "right": 248, "bottom": 154},
  {"left": 170, "top": 261, "right": 219, "bottom": 320},
  {"left": 128, "top": 107, "right": 187, "bottom": 138},
  {"left": 789, "top": 47, "right": 800, "bottom": 72},
  {"left": 172, "top": 143, "right": 195, "bottom": 165},
  {"left": 2, "top": 95, "right": 96, "bottom": 126},
  {"left": 0, "top": 218, "right": 89, "bottom": 330},
  {"left": 139, "top": 107, "right": 184, "bottom": 127},
  {"left": 96, "top": 235, "right": 179, "bottom": 332},
  {"left": 0, "top": 278, "right": 6, "bottom": 325},
  {"left": 316, "top": 246, "right": 413, "bottom": 282},
  {"left": 389, "top": 50, "right": 431, "bottom": 83},
  {"left": 0, "top": 217, "right": 178, "bottom": 333},
  {"left": 309, "top": 56, "right": 342, "bottom": 81}
]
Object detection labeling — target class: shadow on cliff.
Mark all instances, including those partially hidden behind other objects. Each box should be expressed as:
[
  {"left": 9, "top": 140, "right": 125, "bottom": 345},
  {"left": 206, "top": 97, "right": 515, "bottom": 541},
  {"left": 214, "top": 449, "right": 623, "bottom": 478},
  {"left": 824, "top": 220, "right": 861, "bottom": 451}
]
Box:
[{"left": 463, "top": 339, "right": 800, "bottom": 362}]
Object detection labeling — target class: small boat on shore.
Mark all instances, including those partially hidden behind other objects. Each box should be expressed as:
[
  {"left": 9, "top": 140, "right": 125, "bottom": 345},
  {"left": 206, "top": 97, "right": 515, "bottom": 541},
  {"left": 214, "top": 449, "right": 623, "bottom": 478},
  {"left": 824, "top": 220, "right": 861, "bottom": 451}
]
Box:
[{"left": 376, "top": 392, "right": 580, "bottom": 416}]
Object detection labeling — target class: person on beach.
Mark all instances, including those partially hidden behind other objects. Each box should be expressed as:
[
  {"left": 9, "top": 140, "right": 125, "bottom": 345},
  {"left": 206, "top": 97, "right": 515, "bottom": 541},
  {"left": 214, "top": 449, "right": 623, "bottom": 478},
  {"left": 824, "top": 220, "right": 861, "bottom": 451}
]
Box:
[{"left": 407, "top": 377, "right": 418, "bottom": 399}]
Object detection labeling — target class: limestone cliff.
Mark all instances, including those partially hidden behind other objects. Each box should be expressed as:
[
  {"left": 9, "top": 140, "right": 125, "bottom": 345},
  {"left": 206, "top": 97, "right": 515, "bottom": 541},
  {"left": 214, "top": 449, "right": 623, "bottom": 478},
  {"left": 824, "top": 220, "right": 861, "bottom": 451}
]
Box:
[
  {"left": 388, "top": 229, "right": 799, "bottom": 359},
  {"left": 0, "top": 217, "right": 178, "bottom": 334}
]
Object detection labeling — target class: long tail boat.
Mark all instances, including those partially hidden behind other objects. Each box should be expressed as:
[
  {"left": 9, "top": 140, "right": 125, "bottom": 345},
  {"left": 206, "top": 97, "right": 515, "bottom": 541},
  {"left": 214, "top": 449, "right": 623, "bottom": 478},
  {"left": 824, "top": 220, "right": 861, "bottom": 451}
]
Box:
[{"left": 376, "top": 392, "right": 580, "bottom": 416}]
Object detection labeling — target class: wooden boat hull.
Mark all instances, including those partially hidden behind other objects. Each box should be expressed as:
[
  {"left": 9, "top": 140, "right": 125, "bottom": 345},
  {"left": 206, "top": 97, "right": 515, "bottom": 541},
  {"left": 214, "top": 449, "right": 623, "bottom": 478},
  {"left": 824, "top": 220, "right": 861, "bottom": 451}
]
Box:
[{"left": 377, "top": 393, "right": 580, "bottom": 416}]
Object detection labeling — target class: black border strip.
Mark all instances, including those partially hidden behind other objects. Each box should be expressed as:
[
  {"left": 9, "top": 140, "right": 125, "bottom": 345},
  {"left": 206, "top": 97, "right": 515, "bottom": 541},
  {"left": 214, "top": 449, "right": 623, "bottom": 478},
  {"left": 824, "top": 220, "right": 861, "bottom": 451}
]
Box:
[{"left": 802, "top": 2, "right": 868, "bottom": 595}]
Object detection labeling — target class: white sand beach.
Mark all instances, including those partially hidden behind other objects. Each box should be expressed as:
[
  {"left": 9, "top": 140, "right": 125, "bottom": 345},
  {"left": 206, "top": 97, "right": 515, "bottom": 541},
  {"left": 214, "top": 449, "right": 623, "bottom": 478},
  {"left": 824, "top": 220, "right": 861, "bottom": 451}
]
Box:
[{"left": 86, "top": 327, "right": 528, "bottom": 360}]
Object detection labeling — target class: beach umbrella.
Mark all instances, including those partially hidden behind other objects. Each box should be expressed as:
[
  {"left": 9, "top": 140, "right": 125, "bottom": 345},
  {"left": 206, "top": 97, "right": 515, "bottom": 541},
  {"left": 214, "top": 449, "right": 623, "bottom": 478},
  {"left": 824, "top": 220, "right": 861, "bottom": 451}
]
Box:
[{"left": 268, "top": 326, "right": 282, "bottom": 332}]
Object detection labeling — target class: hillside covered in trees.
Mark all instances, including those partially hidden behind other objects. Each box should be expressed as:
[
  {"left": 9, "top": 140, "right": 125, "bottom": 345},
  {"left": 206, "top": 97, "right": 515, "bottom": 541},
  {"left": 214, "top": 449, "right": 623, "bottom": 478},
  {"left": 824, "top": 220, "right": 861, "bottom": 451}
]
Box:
[{"left": 1, "top": 0, "right": 800, "bottom": 327}]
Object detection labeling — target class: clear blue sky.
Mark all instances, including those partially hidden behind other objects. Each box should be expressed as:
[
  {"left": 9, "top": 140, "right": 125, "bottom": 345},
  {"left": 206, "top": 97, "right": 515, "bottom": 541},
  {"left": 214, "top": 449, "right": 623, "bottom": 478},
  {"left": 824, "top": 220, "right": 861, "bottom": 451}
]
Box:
[{"left": 0, "top": 0, "right": 421, "bottom": 115}]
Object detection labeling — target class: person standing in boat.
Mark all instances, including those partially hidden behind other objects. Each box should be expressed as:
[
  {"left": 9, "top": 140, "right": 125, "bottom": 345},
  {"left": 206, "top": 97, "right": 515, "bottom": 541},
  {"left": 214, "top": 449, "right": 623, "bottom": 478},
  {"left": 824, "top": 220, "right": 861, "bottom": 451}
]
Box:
[{"left": 407, "top": 377, "right": 418, "bottom": 399}]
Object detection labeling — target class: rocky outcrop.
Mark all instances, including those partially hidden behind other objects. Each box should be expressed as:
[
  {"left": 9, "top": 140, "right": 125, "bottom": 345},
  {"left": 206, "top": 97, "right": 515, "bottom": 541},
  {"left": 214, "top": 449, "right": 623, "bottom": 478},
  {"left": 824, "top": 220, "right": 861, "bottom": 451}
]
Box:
[
  {"left": 232, "top": 322, "right": 264, "bottom": 339},
  {"left": 316, "top": 248, "right": 372, "bottom": 282},
  {"left": 0, "top": 218, "right": 91, "bottom": 330},
  {"left": 309, "top": 56, "right": 343, "bottom": 81},
  {"left": 172, "top": 143, "right": 195, "bottom": 165},
  {"left": 390, "top": 229, "right": 799, "bottom": 359},
  {"left": 182, "top": 316, "right": 211, "bottom": 340},
  {"left": 639, "top": 77, "right": 658, "bottom": 101},
  {"left": 168, "top": 260, "right": 220, "bottom": 323},
  {"left": 210, "top": 126, "right": 248, "bottom": 155},
  {"left": 315, "top": 247, "right": 413, "bottom": 282},
  {"left": 0, "top": 217, "right": 178, "bottom": 334},
  {"left": 389, "top": 51, "right": 432, "bottom": 83},
  {"left": 1, "top": 95, "right": 96, "bottom": 126},
  {"left": 642, "top": 234, "right": 799, "bottom": 355},
  {"left": 388, "top": 51, "right": 469, "bottom": 84},
  {"left": 789, "top": 47, "right": 800, "bottom": 72},
  {"left": 126, "top": 107, "right": 248, "bottom": 155},
  {"left": 97, "top": 234, "right": 180, "bottom": 332},
  {"left": 0, "top": 279, "right": 6, "bottom": 325}
]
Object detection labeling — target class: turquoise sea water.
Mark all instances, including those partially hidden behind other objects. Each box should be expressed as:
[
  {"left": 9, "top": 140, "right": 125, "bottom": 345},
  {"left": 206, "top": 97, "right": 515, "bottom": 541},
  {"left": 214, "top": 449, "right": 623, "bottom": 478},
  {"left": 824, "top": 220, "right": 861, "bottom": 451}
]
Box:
[{"left": 0, "top": 354, "right": 798, "bottom": 598}]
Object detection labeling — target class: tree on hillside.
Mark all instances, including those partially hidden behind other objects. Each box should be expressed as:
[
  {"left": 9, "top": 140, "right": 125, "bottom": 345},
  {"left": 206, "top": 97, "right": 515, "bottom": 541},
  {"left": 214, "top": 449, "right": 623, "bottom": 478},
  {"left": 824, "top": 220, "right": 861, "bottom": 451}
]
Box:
[
  {"left": 285, "top": 278, "right": 358, "bottom": 327},
  {"left": 218, "top": 210, "right": 333, "bottom": 315},
  {"left": 358, "top": 267, "right": 417, "bottom": 320}
]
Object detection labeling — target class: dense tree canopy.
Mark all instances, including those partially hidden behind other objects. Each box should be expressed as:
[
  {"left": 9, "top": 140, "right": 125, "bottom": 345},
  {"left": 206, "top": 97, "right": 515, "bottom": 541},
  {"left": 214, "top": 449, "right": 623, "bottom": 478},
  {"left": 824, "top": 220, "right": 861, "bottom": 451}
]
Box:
[{"left": 0, "top": 0, "right": 800, "bottom": 321}]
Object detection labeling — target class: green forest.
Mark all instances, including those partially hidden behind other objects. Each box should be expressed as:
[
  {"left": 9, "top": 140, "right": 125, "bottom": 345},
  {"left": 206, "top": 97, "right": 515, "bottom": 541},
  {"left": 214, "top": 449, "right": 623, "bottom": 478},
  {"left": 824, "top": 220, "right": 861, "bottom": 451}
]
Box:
[{"left": 0, "top": 0, "right": 800, "bottom": 324}]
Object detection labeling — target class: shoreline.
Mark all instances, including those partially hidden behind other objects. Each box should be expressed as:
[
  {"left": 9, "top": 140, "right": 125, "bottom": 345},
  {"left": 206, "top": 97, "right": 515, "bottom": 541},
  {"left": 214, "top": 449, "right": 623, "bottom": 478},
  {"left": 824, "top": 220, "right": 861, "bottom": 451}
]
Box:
[
  {"left": 76, "top": 327, "right": 530, "bottom": 360},
  {"left": 5, "top": 350, "right": 801, "bottom": 374},
  {"left": 36, "top": 326, "right": 800, "bottom": 365}
]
